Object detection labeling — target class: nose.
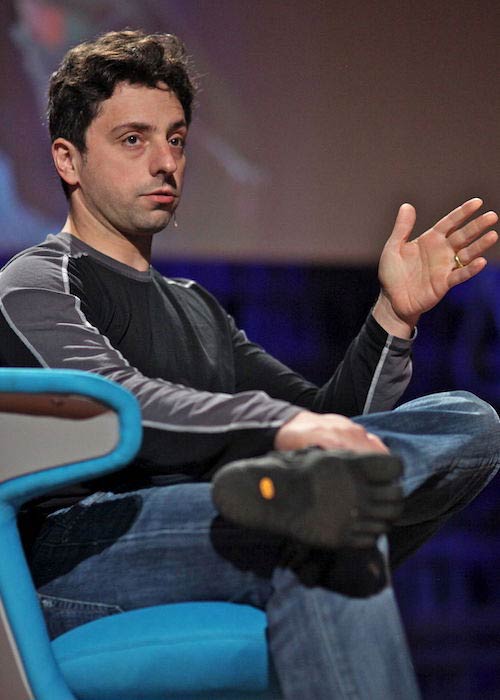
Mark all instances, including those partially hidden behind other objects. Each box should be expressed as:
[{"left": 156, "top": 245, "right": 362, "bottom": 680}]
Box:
[{"left": 150, "top": 141, "right": 178, "bottom": 177}]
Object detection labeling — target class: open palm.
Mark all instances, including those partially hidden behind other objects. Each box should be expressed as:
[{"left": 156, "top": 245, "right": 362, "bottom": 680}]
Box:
[{"left": 378, "top": 198, "right": 498, "bottom": 328}]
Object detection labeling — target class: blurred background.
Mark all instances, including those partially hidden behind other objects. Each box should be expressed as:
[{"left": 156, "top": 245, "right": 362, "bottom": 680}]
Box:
[{"left": 1, "top": 0, "right": 499, "bottom": 696}]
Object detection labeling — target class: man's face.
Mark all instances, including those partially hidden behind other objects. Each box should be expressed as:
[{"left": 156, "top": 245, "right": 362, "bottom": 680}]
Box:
[{"left": 73, "top": 81, "right": 187, "bottom": 237}]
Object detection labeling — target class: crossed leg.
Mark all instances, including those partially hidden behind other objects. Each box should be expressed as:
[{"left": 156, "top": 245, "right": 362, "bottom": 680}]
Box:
[{"left": 29, "top": 391, "right": 500, "bottom": 699}]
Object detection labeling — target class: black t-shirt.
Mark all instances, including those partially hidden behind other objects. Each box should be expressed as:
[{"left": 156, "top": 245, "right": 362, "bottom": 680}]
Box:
[{"left": 0, "top": 232, "right": 413, "bottom": 493}]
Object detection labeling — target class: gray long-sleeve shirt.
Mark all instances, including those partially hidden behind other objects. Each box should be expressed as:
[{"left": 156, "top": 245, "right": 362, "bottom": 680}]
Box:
[{"left": 0, "top": 232, "right": 413, "bottom": 491}]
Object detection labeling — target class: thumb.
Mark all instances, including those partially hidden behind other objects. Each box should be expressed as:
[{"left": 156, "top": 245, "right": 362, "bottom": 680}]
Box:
[{"left": 387, "top": 203, "right": 417, "bottom": 247}]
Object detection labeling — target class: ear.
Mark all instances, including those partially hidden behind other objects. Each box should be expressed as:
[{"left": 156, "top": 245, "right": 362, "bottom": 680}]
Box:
[{"left": 51, "top": 138, "right": 83, "bottom": 188}]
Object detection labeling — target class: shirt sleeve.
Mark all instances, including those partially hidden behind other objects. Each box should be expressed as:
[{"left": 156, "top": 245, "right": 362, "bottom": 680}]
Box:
[
  {"left": 0, "top": 253, "right": 300, "bottom": 473},
  {"left": 230, "top": 312, "right": 413, "bottom": 417}
]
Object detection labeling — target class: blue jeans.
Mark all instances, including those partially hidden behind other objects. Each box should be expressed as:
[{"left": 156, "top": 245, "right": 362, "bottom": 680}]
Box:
[{"left": 29, "top": 392, "right": 500, "bottom": 699}]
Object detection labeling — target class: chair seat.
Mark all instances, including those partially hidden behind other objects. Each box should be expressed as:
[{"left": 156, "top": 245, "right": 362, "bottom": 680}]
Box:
[{"left": 51, "top": 601, "right": 278, "bottom": 700}]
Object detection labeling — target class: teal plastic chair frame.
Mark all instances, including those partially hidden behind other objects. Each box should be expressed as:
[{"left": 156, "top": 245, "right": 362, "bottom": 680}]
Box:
[{"left": 0, "top": 369, "right": 280, "bottom": 700}]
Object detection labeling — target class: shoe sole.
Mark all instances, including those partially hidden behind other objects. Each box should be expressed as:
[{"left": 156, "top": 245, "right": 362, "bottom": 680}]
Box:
[{"left": 212, "top": 450, "right": 403, "bottom": 550}]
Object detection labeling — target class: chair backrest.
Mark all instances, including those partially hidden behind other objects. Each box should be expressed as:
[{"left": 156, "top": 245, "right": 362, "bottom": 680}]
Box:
[{"left": 0, "top": 369, "right": 142, "bottom": 700}]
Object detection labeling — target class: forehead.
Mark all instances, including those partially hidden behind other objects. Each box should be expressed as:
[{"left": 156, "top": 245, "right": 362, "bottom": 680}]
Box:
[{"left": 91, "top": 81, "right": 186, "bottom": 131}]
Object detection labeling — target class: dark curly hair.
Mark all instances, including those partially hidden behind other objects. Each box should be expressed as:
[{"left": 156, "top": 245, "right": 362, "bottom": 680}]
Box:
[{"left": 48, "top": 29, "right": 197, "bottom": 154}]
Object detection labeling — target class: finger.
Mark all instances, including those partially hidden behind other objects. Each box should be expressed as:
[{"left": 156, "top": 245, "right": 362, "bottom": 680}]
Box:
[
  {"left": 366, "top": 432, "right": 390, "bottom": 454},
  {"left": 448, "top": 257, "right": 488, "bottom": 287},
  {"left": 455, "top": 230, "right": 498, "bottom": 265},
  {"left": 433, "top": 197, "right": 483, "bottom": 236},
  {"left": 337, "top": 431, "right": 389, "bottom": 454},
  {"left": 447, "top": 211, "right": 498, "bottom": 249},
  {"left": 306, "top": 433, "right": 388, "bottom": 454},
  {"left": 386, "top": 203, "right": 416, "bottom": 247}
]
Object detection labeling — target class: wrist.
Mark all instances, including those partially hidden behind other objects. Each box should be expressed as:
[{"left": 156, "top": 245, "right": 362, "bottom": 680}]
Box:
[
  {"left": 274, "top": 410, "right": 312, "bottom": 451},
  {"left": 372, "top": 292, "right": 419, "bottom": 339}
]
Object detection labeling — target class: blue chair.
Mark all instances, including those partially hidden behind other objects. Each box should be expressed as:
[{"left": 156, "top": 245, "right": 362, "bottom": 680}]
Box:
[{"left": 0, "top": 368, "right": 281, "bottom": 699}]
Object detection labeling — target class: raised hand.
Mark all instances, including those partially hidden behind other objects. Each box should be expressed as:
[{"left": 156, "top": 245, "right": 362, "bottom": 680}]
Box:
[{"left": 373, "top": 198, "right": 498, "bottom": 337}]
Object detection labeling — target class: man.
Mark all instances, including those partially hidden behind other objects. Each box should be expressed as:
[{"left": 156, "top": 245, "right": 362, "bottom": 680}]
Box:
[{"left": 0, "top": 30, "right": 499, "bottom": 699}]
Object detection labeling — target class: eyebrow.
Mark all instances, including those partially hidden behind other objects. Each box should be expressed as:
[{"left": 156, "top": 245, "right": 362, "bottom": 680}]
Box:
[{"left": 110, "top": 120, "right": 187, "bottom": 136}]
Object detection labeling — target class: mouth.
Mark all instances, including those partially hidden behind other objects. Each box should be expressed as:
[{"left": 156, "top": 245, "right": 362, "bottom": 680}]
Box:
[{"left": 143, "top": 189, "right": 177, "bottom": 204}]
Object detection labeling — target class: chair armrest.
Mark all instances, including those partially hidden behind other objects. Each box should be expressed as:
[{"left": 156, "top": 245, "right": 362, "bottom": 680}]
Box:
[{"left": 0, "top": 369, "right": 142, "bottom": 510}]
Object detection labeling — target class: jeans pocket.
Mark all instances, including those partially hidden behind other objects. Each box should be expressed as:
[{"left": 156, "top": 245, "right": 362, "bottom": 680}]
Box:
[{"left": 38, "top": 593, "right": 123, "bottom": 640}]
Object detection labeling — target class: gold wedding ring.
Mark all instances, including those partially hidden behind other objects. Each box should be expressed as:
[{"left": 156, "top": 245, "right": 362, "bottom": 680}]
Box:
[{"left": 453, "top": 253, "right": 465, "bottom": 269}]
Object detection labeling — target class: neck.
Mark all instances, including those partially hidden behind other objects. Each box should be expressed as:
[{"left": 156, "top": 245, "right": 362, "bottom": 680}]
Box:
[{"left": 62, "top": 211, "right": 152, "bottom": 272}]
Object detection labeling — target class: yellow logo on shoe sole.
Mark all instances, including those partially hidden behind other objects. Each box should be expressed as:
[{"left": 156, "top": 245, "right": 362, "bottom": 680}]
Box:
[{"left": 259, "top": 477, "right": 275, "bottom": 500}]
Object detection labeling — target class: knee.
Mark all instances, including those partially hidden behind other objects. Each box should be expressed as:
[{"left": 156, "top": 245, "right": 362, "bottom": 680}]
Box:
[
  {"left": 446, "top": 390, "right": 499, "bottom": 433},
  {"left": 405, "top": 390, "right": 499, "bottom": 433}
]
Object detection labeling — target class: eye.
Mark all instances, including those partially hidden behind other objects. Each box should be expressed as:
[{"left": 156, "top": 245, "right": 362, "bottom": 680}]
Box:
[
  {"left": 168, "top": 135, "right": 186, "bottom": 151},
  {"left": 123, "top": 134, "right": 141, "bottom": 146}
]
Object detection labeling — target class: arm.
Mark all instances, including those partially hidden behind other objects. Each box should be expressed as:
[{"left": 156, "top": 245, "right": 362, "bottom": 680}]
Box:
[
  {"left": 231, "top": 312, "right": 413, "bottom": 418},
  {"left": 227, "top": 313, "right": 409, "bottom": 455},
  {"left": 0, "top": 260, "right": 300, "bottom": 472},
  {"left": 235, "top": 198, "right": 498, "bottom": 453}
]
